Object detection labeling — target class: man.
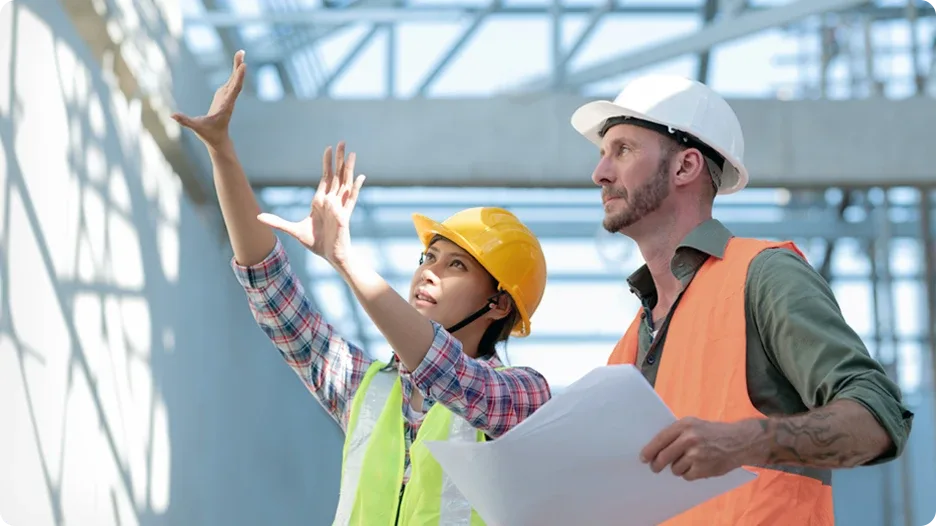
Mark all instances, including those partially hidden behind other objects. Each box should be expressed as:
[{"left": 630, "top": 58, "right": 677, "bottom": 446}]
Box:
[{"left": 570, "top": 75, "right": 913, "bottom": 525}]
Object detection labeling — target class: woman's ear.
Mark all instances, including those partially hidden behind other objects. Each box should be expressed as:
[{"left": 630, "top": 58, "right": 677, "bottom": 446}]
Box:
[{"left": 486, "top": 293, "right": 513, "bottom": 321}]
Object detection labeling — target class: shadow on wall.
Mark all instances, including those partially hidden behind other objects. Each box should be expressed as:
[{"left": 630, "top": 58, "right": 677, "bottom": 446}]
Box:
[{"left": 0, "top": 1, "right": 343, "bottom": 525}]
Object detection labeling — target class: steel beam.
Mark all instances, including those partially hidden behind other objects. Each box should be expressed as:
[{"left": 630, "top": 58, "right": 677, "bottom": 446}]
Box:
[
  {"left": 695, "top": 0, "right": 721, "bottom": 83},
  {"left": 416, "top": 6, "right": 497, "bottom": 96},
  {"left": 512, "top": 0, "right": 873, "bottom": 91},
  {"left": 228, "top": 95, "right": 936, "bottom": 189},
  {"left": 320, "top": 25, "right": 382, "bottom": 94},
  {"left": 187, "top": 7, "right": 467, "bottom": 25},
  {"left": 202, "top": 0, "right": 255, "bottom": 94},
  {"left": 183, "top": 5, "right": 709, "bottom": 27},
  {"left": 555, "top": 0, "right": 613, "bottom": 88},
  {"left": 183, "top": 4, "right": 924, "bottom": 27},
  {"left": 246, "top": 0, "right": 396, "bottom": 64}
]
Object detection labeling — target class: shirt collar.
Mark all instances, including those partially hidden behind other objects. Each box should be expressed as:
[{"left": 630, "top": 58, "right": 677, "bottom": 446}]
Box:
[{"left": 625, "top": 219, "right": 733, "bottom": 303}]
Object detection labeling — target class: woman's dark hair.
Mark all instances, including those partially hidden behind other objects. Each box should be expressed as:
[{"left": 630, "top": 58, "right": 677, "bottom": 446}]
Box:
[
  {"left": 476, "top": 279, "right": 521, "bottom": 361},
  {"left": 427, "top": 235, "right": 520, "bottom": 361}
]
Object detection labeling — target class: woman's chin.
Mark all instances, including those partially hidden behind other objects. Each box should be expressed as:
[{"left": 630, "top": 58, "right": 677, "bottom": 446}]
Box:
[
  {"left": 410, "top": 302, "right": 431, "bottom": 317},
  {"left": 412, "top": 298, "right": 437, "bottom": 311}
]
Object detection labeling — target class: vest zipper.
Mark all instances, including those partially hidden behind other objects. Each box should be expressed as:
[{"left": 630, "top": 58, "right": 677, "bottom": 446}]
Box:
[{"left": 394, "top": 484, "right": 405, "bottom": 526}]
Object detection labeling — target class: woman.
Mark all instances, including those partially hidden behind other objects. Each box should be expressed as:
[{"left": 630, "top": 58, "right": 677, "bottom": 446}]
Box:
[{"left": 172, "top": 50, "right": 551, "bottom": 526}]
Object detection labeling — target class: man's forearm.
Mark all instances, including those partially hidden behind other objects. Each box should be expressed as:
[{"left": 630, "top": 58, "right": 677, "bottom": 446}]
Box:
[
  {"left": 754, "top": 399, "right": 892, "bottom": 468},
  {"left": 208, "top": 139, "right": 277, "bottom": 266}
]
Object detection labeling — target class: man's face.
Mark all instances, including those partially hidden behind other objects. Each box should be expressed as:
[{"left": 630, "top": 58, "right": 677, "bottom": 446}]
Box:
[{"left": 592, "top": 124, "right": 672, "bottom": 234}]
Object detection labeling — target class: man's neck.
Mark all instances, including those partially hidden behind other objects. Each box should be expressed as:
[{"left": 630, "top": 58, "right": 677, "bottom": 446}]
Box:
[
  {"left": 639, "top": 235, "right": 684, "bottom": 309},
  {"left": 633, "top": 215, "right": 711, "bottom": 308}
]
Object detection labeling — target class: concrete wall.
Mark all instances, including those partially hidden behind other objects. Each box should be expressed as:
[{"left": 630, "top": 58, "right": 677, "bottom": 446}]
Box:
[{"left": 0, "top": 1, "right": 343, "bottom": 525}]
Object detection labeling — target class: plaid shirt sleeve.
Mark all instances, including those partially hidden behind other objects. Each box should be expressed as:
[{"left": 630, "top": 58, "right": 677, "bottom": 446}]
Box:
[
  {"left": 406, "top": 321, "right": 552, "bottom": 438},
  {"left": 230, "top": 238, "right": 374, "bottom": 431}
]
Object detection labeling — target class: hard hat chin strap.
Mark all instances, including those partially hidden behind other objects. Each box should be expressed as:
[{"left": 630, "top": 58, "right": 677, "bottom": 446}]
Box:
[
  {"left": 446, "top": 291, "right": 506, "bottom": 334},
  {"left": 380, "top": 291, "right": 506, "bottom": 371}
]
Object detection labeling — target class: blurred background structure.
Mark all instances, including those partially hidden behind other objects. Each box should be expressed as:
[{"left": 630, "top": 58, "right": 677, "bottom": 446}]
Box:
[{"left": 1, "top": 0, "right": 935, "bottom": 524}]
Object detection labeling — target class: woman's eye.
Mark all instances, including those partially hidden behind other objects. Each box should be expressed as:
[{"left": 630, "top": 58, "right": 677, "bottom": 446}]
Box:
[{"left": 451, "top": 260, "right": 466, "bottom": 270}]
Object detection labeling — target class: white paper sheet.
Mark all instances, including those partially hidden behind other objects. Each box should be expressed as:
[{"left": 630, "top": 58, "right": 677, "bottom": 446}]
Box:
[{"left": 424, "top": 365, "right": 757, "bottom": 526}]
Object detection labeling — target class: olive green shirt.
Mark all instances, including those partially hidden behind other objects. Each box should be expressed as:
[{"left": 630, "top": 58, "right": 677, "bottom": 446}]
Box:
[{"left": 626, "top": 219, "right": 913, "bottom": 465}]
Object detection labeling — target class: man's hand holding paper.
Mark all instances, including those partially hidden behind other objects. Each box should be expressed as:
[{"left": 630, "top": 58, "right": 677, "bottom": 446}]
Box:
[{"left": 640, "top": 416, "right": 768, "bottom": 481}]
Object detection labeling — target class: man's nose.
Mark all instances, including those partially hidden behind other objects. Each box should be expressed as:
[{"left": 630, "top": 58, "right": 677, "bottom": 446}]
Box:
[{"left": 592, "top": 156, "right": 614, "bottom": 186}]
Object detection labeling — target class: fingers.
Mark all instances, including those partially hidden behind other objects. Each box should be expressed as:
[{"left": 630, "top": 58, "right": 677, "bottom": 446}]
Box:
[
  {"left": 651, "top": 434, "right": 691, "bottom": 474},
  {"left": 171, "top": 113, "right": 194, "bottom": 129},
  {"left": 321, "top": 145, "right": 334, "bottom": 195},
  {"left": 257, "top": 213, "right": 298, "bottom": 237},
  {"left": 318, "top": 141, "right": 361, "bottom": 202},
  {"left": 224, "top": 51, "right": 246, "bottom": 90},
  {"left": 670, "top": 453, "right": 693, "bottom": 478},
  {"left": 342, "top": 151, "right": 356, "bottom": 190},
  {"left": 217, "top": 51, "right": 246, "bottom": 111},
  {"left": 640, "top": 419, "right": 687, "bottom": 467},
  {"left": 334, "top": 142, "right": 346, "bottom": 194},
  {"left": 347, "top": 174, "right": 366, "bottom": 208},
  {"left": 230, "top": 62, "right": 247, "bottom": 98},
  {"left": 233, "top": 49, "right": 245, "bottom": 73},
  {"left": 681, "top": 465, "right": 707, "bottom": 482},
  {"left": 221, "top": 61, "right": 247, "bottom": 112}
]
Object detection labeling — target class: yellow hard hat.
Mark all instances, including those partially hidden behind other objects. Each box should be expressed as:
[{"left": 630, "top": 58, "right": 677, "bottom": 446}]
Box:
[{"left": 411, "top": 207, "right": 547, "bottom": 337}]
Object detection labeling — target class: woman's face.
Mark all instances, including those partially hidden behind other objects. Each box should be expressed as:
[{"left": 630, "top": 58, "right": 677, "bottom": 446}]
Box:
[{"left": 408, "top": 237, "right": 500, "bottom": 330}]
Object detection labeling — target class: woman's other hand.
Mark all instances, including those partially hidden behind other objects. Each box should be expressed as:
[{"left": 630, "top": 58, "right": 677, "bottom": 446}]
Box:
[{"left": 258, "top": 142, "right": 366, "bottom": 269}]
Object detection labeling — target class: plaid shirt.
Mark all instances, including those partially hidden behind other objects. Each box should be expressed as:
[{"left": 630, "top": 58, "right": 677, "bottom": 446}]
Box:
[{"left": 231, "top": 238, "right": 552, "bottom": 478}]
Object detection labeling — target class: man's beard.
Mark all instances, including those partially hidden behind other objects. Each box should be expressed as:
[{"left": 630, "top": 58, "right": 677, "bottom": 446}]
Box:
[{"left": 602, "top": 155, "right": 671, "bottom": 233}]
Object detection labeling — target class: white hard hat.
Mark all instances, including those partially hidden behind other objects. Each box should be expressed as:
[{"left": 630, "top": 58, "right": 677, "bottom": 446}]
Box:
[{"left": 570, "top": 75, "right": 748, "bottom": 195}]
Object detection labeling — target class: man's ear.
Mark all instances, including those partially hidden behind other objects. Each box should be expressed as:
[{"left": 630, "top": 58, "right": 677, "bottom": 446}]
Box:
[
  {"left": 673, "top": 148, "right": 706, "bottom": 188},
  {"left": 486, "top": 293, "right": 513, "bottom": 321}
]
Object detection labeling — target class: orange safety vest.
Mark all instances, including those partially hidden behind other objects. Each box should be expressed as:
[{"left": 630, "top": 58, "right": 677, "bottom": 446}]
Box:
[{"left": 609, "top": 236, "right": 835, "bottom": 526}]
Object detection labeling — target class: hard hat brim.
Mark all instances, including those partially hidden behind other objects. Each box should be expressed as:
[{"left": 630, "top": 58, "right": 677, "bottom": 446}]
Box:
[
  {"left": 570, "top": 100, "right": 749, "bottom": 196},
  {"left": 411, "top": 213, "right": 533, "bottom": 338}
]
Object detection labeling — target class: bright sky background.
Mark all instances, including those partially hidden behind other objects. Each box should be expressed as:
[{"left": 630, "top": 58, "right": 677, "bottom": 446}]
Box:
[{"left": 181, "top": 0, "right": 935, "bottom": 396}]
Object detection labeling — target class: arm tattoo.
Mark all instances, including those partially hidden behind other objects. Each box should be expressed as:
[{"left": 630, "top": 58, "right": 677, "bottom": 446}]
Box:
[{"left": 759, "top": 399, "right": 892, "bottom": 468}]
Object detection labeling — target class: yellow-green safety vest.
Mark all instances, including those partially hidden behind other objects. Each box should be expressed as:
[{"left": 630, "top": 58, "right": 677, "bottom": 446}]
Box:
[{"left": 332, "top": 361, "right": 489, "bottom": 526}]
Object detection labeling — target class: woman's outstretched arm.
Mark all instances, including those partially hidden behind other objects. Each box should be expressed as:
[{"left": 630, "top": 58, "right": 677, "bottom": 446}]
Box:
[{"left": 173, "top": 51, "right": 374, "bottom": 430}]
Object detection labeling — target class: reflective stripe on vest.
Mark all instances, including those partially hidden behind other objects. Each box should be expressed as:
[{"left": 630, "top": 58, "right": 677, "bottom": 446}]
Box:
[
  {"left": 333, "top": 361, "right": 488, "bottom": 526},
  {"left": 334, "top": 362, "right": 400, "bottom": 526},
  {"left": 399, "top": 403, "right": 485, "bottom": 526},
  {"left": 608, "top": 237, "right": 835, "bottom": 526}
]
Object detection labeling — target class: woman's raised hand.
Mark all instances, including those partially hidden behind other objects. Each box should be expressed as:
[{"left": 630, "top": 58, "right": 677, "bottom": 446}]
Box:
[
  {"left": 171, "top": 50, "right": 246, "bottom": 149},
  {"left": 258, "top": 142, "right": 366, "bottom": 268}
]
